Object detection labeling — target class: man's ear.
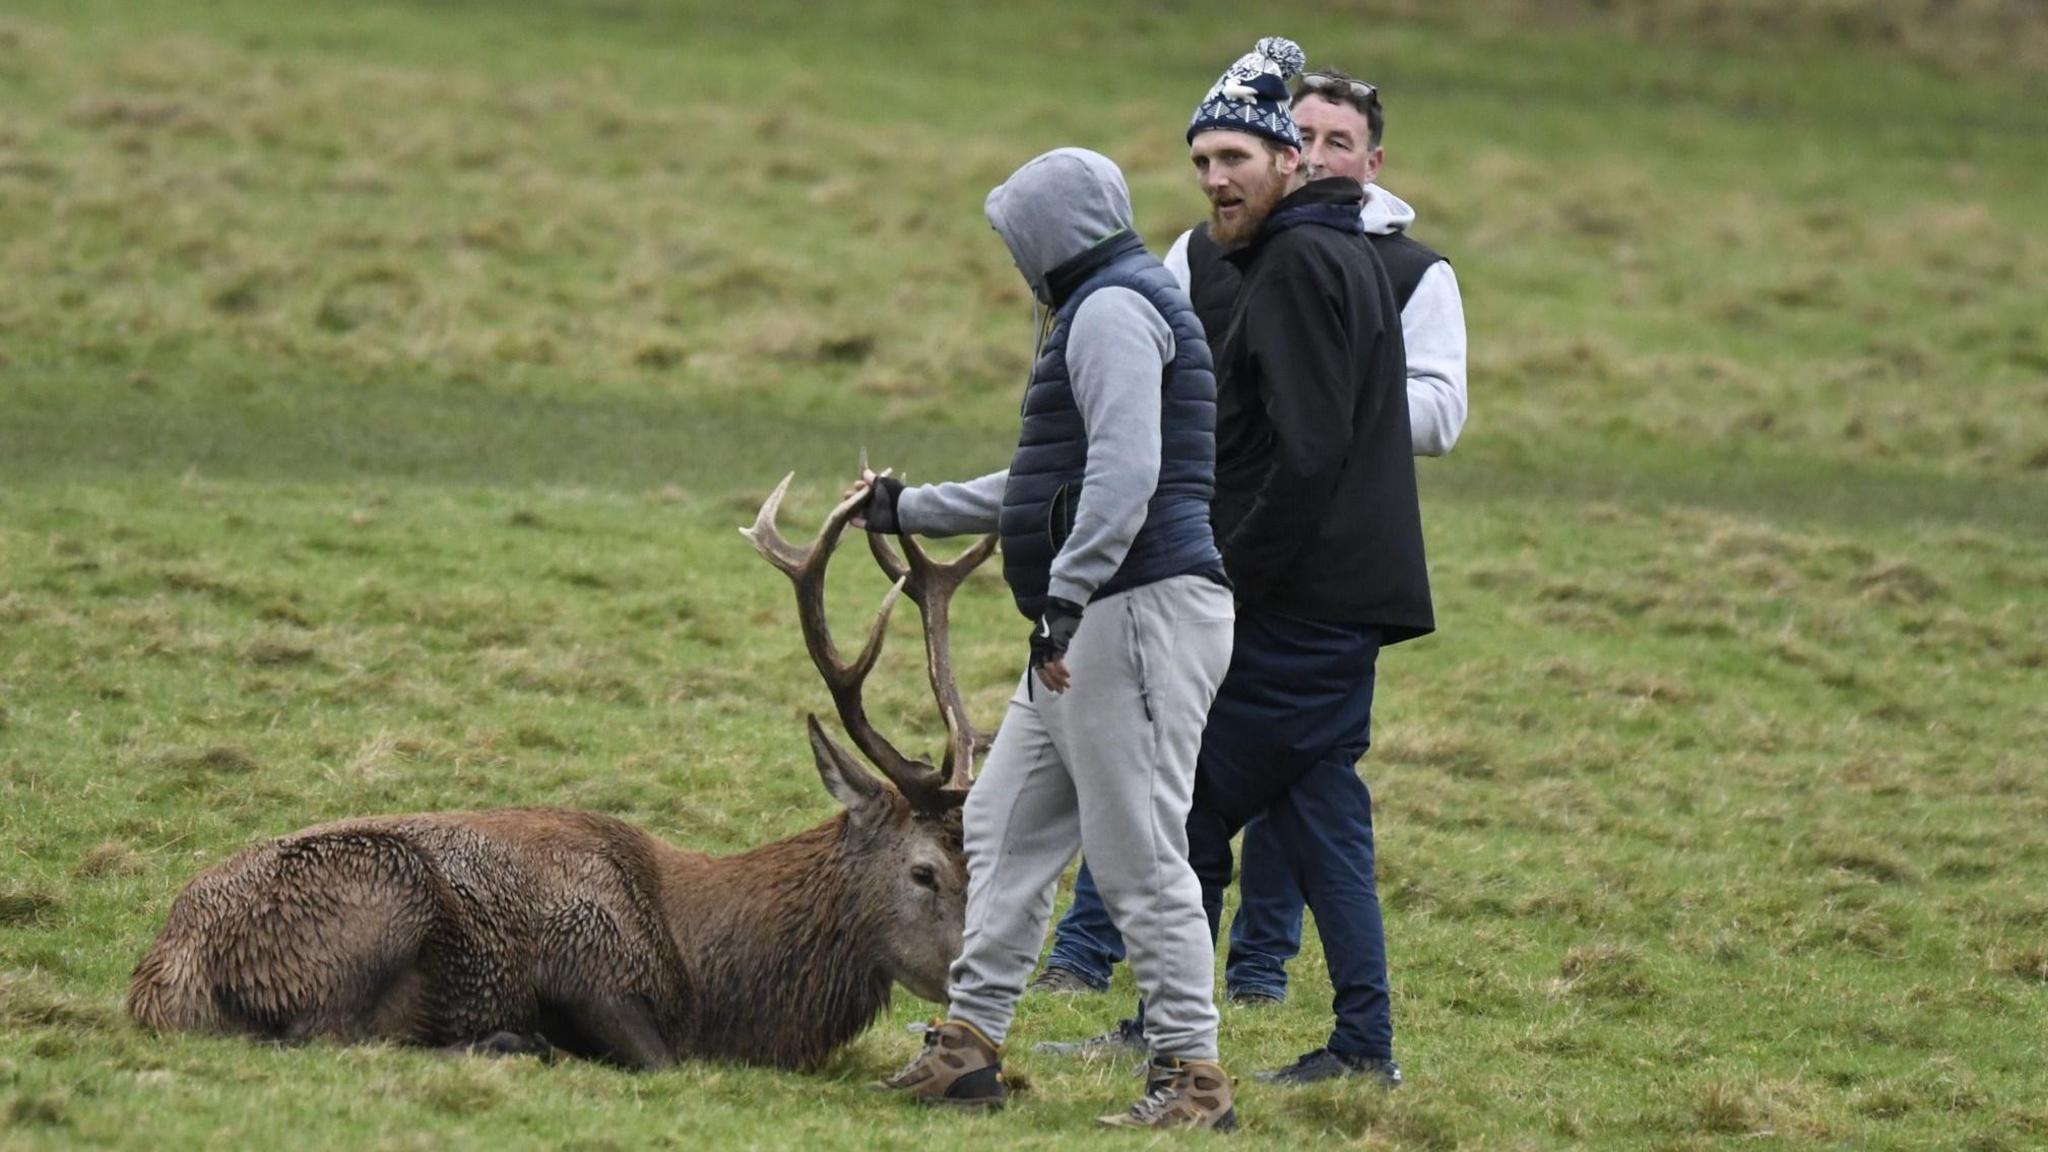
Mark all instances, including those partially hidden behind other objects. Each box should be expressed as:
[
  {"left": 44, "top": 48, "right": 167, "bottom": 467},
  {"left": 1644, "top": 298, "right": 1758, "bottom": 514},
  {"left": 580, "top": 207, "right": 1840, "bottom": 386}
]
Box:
[{"left": 1277, "top": 146, "right": 1303, "bottom": 177}]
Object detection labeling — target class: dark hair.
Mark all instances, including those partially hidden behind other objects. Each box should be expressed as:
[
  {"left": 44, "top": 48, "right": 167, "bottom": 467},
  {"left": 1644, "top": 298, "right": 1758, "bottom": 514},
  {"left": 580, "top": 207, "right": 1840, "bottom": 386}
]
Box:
[{"left": 1291, "top": 69, "right": 1384, "bottom": 150}]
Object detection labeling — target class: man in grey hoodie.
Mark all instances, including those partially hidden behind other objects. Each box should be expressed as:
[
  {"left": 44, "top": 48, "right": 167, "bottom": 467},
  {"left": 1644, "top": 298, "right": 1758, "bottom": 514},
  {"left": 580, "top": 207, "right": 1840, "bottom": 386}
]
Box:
[{"left": 866, "top": 147, "right": 1239, "bottom": 1131}]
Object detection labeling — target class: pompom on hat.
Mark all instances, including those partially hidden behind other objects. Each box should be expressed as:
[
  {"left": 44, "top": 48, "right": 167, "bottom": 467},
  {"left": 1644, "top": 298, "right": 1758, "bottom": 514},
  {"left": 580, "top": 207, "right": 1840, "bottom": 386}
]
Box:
[{"left": 1187, "top": 36, "right": 1307, "bottom": 148}]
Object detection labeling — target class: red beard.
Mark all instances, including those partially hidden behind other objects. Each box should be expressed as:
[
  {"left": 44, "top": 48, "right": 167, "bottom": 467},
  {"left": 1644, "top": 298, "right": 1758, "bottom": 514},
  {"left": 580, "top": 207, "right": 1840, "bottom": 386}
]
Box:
[{"left": 1210, "top": 163, "right": 1289, "bottom": 247}]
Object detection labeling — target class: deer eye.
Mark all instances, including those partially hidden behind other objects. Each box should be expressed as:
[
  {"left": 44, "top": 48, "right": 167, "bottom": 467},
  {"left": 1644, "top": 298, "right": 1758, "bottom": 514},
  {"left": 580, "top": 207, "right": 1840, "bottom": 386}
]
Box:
[{"left": 910, "top": 864, "right": 939, "bottom": 890}]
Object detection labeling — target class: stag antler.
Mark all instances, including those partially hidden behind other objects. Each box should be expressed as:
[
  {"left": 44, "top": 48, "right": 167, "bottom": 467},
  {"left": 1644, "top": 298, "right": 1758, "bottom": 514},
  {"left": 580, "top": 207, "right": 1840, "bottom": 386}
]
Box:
[
  {"left": 867, "top": 518, "right": 996, "bottom": 787},
  {"left": 741, "top": 472, "right": 994, "bottom": 811}
]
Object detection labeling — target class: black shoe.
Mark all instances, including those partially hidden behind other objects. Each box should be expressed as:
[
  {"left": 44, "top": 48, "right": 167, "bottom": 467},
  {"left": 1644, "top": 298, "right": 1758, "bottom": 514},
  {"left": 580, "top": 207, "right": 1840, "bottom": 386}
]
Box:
[
  {"left": 1033, "top": 1016, "right": 1146, "bottom": 1058},
  {"left": 1226, "top": 987, "right": 1285, "bottom": 1007},
  {"left": 1255, "top": 1048, "right": 1402, "bottom": 1087},
  {"left": 1027, "top": 966, "right": 1105, "bottom": 995}
]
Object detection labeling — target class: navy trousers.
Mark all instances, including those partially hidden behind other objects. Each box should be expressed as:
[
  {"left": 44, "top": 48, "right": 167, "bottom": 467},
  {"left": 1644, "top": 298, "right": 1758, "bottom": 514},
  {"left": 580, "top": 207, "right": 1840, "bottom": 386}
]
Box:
[
  {"left": 1223, "top": 810, "right": 1304, "bottom": 998},
  {"left": 1047, "top": 811, "right": 1303, "bottom": 998},
  {"left": 1044, "top": 861, "right": 1123, "bottom": 989},
  {"left": 1047, "top": 608, "right": 1392, "bottom": 1059}
]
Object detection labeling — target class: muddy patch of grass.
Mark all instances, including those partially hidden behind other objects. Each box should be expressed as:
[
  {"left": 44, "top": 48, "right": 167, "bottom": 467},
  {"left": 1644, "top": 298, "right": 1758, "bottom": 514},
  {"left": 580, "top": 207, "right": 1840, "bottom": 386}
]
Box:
[
  {"left": 4, "top": 1090, "right": 72, "bottom": 1130},
  {"left": 1553, "top": 942, "right": 1659, "bottom": 1002},
  {"left": 1994, "top": 948, "right": 2048, "bottom": 984},
  {"left": 1812, "top": 837, "right": 1921, "bottom": 884},
  {"left": 0, "top": 973, "right": 114, "bottom": 1031},
  {"left": 255, "top": 599, "right": 315, "bottom": 627},
  {"left": 152, "top": 745, "right": 260, "bottom": 776},
  {"left": 0, "top": 890, "right": 60, "bottom": 926},
  {"left": 156, "top": 565, "right": 250, "bottom": 602},
  {"left": 1693, "top": 1079, "right": 1765, "bottom": 1135},
  {"left": 141, "top": 745, "right": 265, "bottom": 798},
  {"left": 1856, "top": 559, "right": 1948, "bottom": 606},
  {"left": 72, "top": 842, "right": 145, "bottom": 879},
  {"left": 241, "top": 637, "right": 317, "bottom": 666}
]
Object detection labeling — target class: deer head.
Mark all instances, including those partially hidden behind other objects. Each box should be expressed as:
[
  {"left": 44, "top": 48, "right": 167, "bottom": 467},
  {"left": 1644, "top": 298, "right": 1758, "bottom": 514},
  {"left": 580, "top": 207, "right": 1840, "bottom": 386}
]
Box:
[{"left": 742, "top": 473, "right": 996, "bottom": 1003}]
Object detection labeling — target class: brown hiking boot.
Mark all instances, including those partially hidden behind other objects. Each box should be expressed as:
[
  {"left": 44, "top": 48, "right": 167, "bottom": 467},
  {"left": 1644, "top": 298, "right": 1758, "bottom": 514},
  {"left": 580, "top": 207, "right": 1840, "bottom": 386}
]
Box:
[
  {"left": 1097, "top": 1057, "right": 1237, "bottom": 1131},
  {"left": 874, "top": 1019, "right": 1007, "bottom": 1109}
]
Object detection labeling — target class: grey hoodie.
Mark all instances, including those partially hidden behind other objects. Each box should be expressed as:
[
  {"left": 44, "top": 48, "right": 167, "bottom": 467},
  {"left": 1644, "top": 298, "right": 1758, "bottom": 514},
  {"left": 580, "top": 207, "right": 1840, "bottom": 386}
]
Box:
[{"left": 896, "top": 148, "right": 1177, "bottom": 609}]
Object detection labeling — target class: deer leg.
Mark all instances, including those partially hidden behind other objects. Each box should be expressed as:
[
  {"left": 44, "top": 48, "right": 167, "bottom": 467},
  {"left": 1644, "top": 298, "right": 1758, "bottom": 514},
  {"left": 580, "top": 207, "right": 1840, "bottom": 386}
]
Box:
[
  {"left": 538, "top": 994, "right": 674, "bottom": 1069},
  {"left": 531, "top": 897, "right": 685, "bottom": 1069}
]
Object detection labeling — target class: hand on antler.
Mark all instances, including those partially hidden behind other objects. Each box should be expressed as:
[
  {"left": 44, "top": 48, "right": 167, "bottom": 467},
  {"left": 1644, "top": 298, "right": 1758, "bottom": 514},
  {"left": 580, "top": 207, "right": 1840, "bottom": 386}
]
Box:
[
  {"left": 840, "top": 465, "right": 876, "bottom": 504},
  {"left": 846, "top": 464, "right": 905, "bottom": 535}
]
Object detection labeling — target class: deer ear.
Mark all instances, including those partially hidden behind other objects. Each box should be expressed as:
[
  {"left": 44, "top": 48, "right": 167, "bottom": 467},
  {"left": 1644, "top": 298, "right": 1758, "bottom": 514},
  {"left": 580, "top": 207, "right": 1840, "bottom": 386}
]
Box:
[{"left": 806, "top": 715, "right": 886, "bottom": 811}]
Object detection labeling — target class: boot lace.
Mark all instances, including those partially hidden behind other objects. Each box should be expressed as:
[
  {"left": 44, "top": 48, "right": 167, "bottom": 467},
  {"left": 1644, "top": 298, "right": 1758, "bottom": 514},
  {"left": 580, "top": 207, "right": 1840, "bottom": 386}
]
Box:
[
  {"left": 1122, "top": 1066, "right": 1185, "bottom": 1124},
  {"left": 883, "top": 1019, "right": 943, "bottom": 1085}
]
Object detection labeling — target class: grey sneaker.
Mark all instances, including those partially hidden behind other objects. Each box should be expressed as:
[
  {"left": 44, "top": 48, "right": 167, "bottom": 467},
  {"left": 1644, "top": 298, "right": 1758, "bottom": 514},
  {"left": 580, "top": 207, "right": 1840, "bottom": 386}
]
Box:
[
  {"left": 1027, "top": 966, "right": 1103, "bottom": 995},
  {"left": 1226, "top": 987, "right": 1285, "bottom": 1007},
  {"left": 1033, "top": 1015, "right": 1146, "bottom": 1058},
  {"left": 1255, "top": 1048, "right": 1402, "bottom": 1087}
]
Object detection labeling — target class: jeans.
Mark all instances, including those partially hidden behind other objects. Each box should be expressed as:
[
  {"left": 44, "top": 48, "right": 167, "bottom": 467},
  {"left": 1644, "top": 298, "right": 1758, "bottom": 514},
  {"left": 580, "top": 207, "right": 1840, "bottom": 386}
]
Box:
[{"left": 1188, "top": 608, "right": 1390, "bottom": 1058}]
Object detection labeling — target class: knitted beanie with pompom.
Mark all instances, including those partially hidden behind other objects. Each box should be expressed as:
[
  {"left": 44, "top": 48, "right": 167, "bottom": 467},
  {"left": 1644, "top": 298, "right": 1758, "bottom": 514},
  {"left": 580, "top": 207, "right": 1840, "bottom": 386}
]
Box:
[{"left": 1187, "top": 36, "right": 1306, "bottom": 148}]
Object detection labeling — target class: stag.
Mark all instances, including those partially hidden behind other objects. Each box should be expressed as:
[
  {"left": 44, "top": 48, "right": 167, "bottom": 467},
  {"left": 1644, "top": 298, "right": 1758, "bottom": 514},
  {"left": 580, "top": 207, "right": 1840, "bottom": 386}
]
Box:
[{"left": 127, "top": 477, "right": 997, "bottom": 1070}]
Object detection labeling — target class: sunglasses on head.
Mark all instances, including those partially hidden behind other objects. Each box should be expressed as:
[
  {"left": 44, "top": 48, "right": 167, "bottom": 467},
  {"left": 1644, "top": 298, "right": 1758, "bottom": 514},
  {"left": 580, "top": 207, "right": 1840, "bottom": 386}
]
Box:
[{"left": 1299, "top": 72, "right": 1379, "bottom": 104}]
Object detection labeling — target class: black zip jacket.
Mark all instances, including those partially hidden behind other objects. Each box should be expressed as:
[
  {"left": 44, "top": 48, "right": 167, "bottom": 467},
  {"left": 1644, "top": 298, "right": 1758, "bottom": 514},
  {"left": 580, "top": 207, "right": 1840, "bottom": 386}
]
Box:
[{"left": 1212, "top": 177, "right": 1434, "bottom": 642}]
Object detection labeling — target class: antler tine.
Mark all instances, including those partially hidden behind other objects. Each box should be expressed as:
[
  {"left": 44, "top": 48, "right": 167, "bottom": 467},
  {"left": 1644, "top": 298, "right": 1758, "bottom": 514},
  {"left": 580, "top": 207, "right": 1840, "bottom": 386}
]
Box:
[
  {"left": 741, "top": 475, "right": 949, "bottom": 805},
  {"left": 848, "top": 576, "right": 909, "bottom": 683},
  {"left": 740, "top": 473, "right": 810, "bottom": 574},
  {"left": 868, "top": 527, "right": 910, "bottom": 585},
  {"left": 867, "top": 528, "right": 1000, "bottom": 792},
  {"left": 865, "top": 530, "right": 998, "bottom": 606},
  {"left": 738, "top": 475, "right": 873, "bottom": 670}
]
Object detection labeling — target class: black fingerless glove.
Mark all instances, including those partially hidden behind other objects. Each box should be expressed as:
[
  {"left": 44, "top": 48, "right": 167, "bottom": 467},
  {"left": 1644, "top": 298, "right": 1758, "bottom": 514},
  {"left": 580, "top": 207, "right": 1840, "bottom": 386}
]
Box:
[
  {"left": 1028, "top": 597, "right": 1084, "bottom": 675},
  {"left": 862, "top": 475, "right": 906, "bottom": 535}
]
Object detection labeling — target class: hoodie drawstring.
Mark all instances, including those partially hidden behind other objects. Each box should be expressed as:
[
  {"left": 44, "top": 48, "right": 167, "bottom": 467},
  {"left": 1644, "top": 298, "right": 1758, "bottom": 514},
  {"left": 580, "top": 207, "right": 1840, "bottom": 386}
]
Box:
[{"left": 1020, "top": 299, "right": 1053, "bottom": 414}]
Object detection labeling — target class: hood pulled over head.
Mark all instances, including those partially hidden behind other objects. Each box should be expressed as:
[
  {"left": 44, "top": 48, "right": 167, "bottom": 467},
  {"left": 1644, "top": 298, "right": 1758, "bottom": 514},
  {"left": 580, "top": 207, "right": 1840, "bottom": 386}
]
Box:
[{"left": 985, "top": 148, "right": 1134, "bottom": 304}]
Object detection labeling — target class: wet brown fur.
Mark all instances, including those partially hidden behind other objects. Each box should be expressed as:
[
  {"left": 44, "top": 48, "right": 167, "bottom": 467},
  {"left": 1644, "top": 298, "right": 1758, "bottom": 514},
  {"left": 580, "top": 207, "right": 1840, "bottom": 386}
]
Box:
[{"left": 129, "top": 798, "right": 958, "bottom": 1070}]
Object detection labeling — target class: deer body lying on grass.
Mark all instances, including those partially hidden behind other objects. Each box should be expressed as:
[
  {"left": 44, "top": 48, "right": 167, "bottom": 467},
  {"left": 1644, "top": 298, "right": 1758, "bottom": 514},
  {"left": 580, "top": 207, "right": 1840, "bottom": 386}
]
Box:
[{"left": 128, "top": 478, "right": 995, "bottom": 1070}]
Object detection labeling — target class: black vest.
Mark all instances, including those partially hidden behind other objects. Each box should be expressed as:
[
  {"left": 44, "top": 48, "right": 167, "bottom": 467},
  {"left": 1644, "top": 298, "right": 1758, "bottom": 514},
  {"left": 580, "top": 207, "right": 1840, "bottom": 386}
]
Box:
[
  {"left": 1184, "top": 220, "right": 1445, "bottom": 346},
  {"left": 998, "top": 232, "right": 1223, "bottom": 619}
]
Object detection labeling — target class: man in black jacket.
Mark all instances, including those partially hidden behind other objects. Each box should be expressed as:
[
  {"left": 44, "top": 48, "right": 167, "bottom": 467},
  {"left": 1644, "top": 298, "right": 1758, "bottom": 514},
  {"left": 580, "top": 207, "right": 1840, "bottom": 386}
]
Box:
[
  {"left": 1040, "top": 67, "right": 1465, "bottom": 1007},
  {"left": 1040, "top": 36, "right": 1432, "bottom": 1088}
]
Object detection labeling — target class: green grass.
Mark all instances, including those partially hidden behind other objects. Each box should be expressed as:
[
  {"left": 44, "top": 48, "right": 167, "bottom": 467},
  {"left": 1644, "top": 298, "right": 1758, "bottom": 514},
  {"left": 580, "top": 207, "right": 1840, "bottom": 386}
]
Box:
[{"left": 2, "top": 1, "right": 2045, "bottom": 1148}]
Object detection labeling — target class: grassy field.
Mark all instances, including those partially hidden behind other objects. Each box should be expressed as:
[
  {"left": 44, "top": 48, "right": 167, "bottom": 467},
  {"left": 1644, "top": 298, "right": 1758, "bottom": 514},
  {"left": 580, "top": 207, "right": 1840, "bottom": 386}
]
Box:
[{"left": 2, "top": 1, "right": 2045, "bottom": 1148}]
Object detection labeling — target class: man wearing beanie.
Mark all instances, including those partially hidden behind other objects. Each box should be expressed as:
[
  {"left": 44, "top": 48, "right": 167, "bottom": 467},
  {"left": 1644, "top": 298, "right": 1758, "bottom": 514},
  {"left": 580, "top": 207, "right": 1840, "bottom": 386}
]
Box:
[
  {"left": 863, "top": 147, "right": 1240, "bottom": 1131},
  {"left": 1043, "top": 67, "right": 1464, "bottom": 1017},
  {"left": 1040, "top": 37, "right": 1431, "bottom": 1088}
]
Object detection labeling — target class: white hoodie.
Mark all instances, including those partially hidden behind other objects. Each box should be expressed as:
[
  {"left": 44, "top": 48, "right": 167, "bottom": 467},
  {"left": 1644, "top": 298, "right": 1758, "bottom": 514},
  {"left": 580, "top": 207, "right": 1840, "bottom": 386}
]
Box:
[{"left": 1164, "top": 183, "right": 1468, "bottom": 457}]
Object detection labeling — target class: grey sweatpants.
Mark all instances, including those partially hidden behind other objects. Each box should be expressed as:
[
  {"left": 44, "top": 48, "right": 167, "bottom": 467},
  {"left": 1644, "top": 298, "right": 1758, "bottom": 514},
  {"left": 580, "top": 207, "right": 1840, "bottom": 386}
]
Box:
[{"left": 945, "top": 574, "right": 1234, "bottom": 1059}]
